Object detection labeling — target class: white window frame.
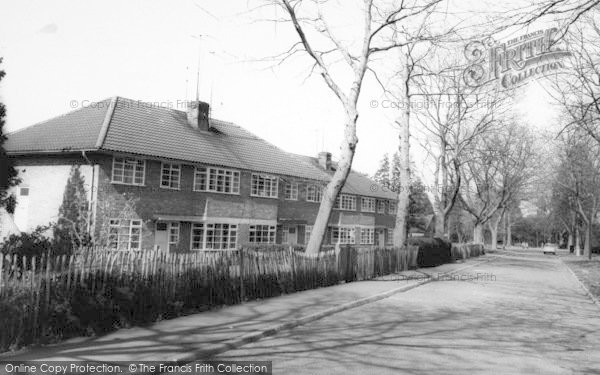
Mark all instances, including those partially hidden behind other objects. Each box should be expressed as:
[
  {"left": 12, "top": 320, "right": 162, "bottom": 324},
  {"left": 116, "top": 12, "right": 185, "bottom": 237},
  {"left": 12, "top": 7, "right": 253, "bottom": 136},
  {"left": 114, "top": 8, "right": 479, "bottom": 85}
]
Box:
[
  {"left": 304, "top": 225, "right": 313, "bottom": 244},
  {"left": 251, "top": 174, "right": 279, "bottom": 198},
  {"left": 331, "top": 226, "right": 356, "bottom": 245},
  {"left": 386, "top": 228, "right": 394, "bottom": 245},
  {"left": 108, "top": 219, "right": 142, "bottom": 250},
  {"left": 249, "top": 224, "right": 276, "bottom": 243},
  {"left": 193, "top": 166, "right": 240, "bottom": 195},
  {"left": 306, "top": 184, "right": 322, "bottom": 202},
  {"left": 190, "top": 223, "right": 238, "bottom": 250},
  {"left": 168, "top": 222, "right": 180, "bottom": 251},
  {"left": 282, "top": 225, "right": 289, "bottom": 244},
  {"left": 335, "top": 194, "right": 356, "bottom": 211},
  {"left": 361, "top": 197, "right": 376, "bottom": 213},
  {"left": 360, "top": 227, "right": 375, "bottom": 245},
  {"left": 388, "top": 201, "right": 397, "bottom": 215},
  {"left": 377, "top": 200, "right": 387, "bottom": 214},
  {"left": 193, "top": 166, "right": 208, "bottom": 191},
  {"left": 285, "top": 182, "right": 299, "bottom": 200},
  {"left": 160, "top": 163, "right": 181, "bottom": 190},
  {"left": 111, "top": 157, "right": 145, "bottom": 186}
]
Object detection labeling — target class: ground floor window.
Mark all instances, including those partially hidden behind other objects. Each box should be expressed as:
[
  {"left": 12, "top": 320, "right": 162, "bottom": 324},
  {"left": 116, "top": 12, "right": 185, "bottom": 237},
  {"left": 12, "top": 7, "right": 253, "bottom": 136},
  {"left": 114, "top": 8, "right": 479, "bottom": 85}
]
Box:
[
  {"left": 304, "top": 225, "right": 313, "bottom": 244},
  {"left": 360, "top": 228, "right": 375, "bottom": 245},
  {"left": 109, "top": 219, "right": 142, "bottom": 250},
  {"left": 249, "top": 225, "right": 276, "bottom": 243},
  {"left": 191, "top": 223, "right": 237, "bottom": 250},
  {"left": 331, "top": 226, "right": 355, "bottom": 245},
  {"left": 387, "top": 228, "right": 394, "bottom": 245},
  {"left": 168, "top": 222, "right": 180, "bottom": 251}
]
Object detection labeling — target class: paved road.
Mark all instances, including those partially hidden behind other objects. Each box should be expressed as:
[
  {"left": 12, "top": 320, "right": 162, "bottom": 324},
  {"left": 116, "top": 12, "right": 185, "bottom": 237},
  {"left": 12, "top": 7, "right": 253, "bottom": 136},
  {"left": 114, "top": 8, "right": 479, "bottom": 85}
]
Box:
[{"left": 216, "top": 250, "right": 600, "bottom": 374}]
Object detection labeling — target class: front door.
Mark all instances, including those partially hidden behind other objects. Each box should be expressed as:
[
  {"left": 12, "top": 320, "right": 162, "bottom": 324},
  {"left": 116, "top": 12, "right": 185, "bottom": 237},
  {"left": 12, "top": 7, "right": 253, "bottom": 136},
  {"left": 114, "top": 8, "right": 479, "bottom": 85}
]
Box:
[
  {"left": 377, "top": 230, "right": 385, "bottom": 247},
  {"left": 154, "top": 222, "right": 168, "bottom": 251},
  {"left": 287, "top": 226, "right": 298, "bottom": 245}
]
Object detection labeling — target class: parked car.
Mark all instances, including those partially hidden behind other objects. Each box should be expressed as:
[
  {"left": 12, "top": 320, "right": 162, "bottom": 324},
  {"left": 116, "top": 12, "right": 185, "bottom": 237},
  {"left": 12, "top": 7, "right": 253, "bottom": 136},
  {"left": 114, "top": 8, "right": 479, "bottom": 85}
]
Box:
[{"left": 542, "top": 243, "right": 558, "bottom": 255}]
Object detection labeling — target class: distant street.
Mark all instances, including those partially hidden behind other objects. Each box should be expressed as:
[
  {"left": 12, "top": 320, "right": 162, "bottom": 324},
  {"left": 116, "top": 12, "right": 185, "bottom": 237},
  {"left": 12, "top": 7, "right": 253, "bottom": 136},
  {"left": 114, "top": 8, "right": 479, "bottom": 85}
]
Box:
[{"left": 216, "top": 249, "right": 600, "bottom": 374}]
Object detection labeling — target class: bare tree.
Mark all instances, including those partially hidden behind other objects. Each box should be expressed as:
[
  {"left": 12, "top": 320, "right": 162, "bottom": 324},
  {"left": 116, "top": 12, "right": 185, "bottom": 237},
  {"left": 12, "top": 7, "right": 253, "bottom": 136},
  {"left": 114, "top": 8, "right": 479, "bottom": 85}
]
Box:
[
  {"left": 271, "top": 0, "right": 447, "bottom": 253},
  {"left": 415, "top": 57, "right": 503, "bottom": 239},
  {"left": 460, "top": 122, "right": 537, "bottom": 245},
  {"left": 554, "top": 128, "right": 600, "bottom": 259},
  {"left": 549, "top": 12, "right": 600, "bottom": 143}
]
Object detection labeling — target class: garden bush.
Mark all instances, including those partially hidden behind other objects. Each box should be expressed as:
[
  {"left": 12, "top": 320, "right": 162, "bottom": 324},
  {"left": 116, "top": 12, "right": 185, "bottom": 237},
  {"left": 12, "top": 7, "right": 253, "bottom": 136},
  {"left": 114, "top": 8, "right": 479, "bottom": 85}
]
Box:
[
  {"left": 1, "top": 226, "right": 52, "bottom": 258},
  {"left": 451, "top": 243, "right": 484, "bottom": 260},
  {"left": 408, "top": 237, "right": 452, "bottom": 267},
  {"left": 1, "top": 226, "right": 53, "bottom": 271}
]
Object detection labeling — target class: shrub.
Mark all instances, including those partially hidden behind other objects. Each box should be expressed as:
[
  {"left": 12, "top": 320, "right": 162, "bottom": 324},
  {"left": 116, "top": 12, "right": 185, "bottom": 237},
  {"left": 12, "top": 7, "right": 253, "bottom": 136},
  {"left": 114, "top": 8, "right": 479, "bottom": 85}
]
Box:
[
  {"left": 451, "top": 243, "right": 484, "bottom": 260},
  {"left": 408, "top": 237, "right": 452, "bottom": 267},
  {"left": 1, "top": 226, "right": 52, "bottom": 271}
]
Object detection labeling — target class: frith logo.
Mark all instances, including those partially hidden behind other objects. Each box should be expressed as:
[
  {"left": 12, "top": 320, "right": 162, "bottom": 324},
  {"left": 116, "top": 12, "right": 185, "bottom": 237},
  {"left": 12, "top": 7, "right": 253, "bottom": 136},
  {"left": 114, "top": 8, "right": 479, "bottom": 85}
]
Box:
[{"left": 463, "top": 28, "right": 571, "bottom": 88}]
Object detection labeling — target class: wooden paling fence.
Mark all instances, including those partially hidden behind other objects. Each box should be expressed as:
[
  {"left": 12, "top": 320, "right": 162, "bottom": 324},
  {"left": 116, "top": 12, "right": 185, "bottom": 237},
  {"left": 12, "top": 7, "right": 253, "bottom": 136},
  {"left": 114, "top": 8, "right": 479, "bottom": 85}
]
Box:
[{"left": 0, "top": 245, "right": 418, "bottom": 352}]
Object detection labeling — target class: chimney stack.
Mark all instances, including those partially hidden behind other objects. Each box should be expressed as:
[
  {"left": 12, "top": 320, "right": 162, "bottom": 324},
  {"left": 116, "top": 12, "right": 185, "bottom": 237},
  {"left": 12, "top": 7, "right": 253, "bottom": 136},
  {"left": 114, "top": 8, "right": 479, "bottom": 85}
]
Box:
[
  {"left": 187, "top": 100, "right": 210, "bottom": 131},
  {"left": 318, "top": 151, "right": 332, "bottom": 170}
]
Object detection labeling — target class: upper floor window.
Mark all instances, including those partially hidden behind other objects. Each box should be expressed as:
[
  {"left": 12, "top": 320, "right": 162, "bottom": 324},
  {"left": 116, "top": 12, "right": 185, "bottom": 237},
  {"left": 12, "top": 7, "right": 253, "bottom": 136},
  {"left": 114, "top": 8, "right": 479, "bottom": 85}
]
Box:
[
  {"left": 112, "top": 157, "right": 145, "bottom": 185},
  {"left": 191, "top": 223, "right": 237, "bottom": 250},
  {"left": 361, "top": 197, "right": 376, "bottom": 212},
  {"left": 160, "top": 163, "right": 181, "bottom": 190},
  {"left": 193, "top": 166, "right": 240, "bottom": 194},
  {"left": 251, "top": 174, "right": 279, "bottom": 198},
  {"left": 388, "top": 201, "right": 397, "bottom": 214},
  {"left": 377, "top": 200, "right": 387, "bottom": 214},
  {"left": 306, "top": 184, "right": 322, "bottom": 202},
  {"left": 335, "top": 194, "right": 356, "bottom": 211},
  {"left": 285, "top": 182, "right": 299, "bottom": 200},
  {"left": 108, "top": 219, "right": 142, "bottom": 250},
  {"left": 249, "top": 224, "right": 276, "bottom": 243}
]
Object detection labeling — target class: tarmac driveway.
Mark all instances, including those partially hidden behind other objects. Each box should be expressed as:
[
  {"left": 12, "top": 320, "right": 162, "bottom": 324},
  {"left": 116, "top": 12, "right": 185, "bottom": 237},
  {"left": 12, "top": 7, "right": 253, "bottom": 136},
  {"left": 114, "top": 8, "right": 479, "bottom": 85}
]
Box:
[{"left": 216, "top": 250, "right": 600, "bottom": 374}]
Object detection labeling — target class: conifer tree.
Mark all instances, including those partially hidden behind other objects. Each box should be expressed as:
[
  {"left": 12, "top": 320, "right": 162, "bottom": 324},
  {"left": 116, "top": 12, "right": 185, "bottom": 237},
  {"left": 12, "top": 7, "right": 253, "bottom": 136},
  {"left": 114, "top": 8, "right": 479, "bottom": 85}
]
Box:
[
  {"left": 54, "top": 165, "right": 90, "bottom": 253},
  {"left": 0, "top": 57, "right": 19, "bottom": 212}
]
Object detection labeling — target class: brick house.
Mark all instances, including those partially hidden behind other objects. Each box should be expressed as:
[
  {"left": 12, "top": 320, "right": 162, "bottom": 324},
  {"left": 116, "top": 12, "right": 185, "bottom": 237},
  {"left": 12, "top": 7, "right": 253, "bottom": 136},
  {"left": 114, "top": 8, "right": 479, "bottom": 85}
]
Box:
[{"left": 5, "top": 97, "right": 397, "bottom": 251}]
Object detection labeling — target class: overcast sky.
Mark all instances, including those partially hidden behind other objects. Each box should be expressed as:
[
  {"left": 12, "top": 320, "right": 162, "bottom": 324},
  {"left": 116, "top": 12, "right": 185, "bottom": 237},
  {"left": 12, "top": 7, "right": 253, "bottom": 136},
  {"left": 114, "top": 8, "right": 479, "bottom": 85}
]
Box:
[{"left": 0, "top": 0, "right": 560, "bottom": 180}]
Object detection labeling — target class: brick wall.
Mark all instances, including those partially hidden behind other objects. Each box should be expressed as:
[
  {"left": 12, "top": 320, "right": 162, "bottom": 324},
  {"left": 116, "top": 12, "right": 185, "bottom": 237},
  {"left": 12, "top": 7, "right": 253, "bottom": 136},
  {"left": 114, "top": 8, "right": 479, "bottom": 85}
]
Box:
[{"left": 10, "top": 152, "right": 397, "bottom": 250}]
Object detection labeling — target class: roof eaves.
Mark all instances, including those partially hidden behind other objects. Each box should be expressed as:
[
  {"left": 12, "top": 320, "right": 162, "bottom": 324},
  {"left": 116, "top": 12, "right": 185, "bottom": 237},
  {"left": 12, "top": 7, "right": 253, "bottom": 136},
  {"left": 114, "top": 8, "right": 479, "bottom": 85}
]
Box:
[
  {"left": 95, "top": 96, "right": 118, "bottom": 148},
  {"left": 6, "top": 148, "right": 99, "bottom": 156}
]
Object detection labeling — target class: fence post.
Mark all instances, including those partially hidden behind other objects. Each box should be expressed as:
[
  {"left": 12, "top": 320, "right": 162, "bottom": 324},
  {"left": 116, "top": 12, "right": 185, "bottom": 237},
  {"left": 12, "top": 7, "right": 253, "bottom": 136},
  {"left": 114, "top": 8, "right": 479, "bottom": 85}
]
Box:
[
  {"left": 289, "top": 246, "right": 296, "bottom": 290},
  {"left": 0, "top": 254, "right": 3, "bottom": 295},
  {"left": 239, "top": 247, "right": 245, "bottom": 303}
]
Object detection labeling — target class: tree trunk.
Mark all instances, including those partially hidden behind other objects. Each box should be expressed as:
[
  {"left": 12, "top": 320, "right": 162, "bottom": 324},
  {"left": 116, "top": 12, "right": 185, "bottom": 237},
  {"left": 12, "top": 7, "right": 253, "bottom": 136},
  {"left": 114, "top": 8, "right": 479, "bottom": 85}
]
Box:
[
  {"left": 506, "top": 213, "right": 512, "bottom": 247},
  {"left": 585, "top": 223, "right": 592, "bottom": 259},
  {"left": 393, "top": 53, "right": 411, "bottom": 247},
  {"left": 489, "top": 225, "right": 498, "bottom": 250},
  {"left": 503, "top": 213, "right": 507, "bottom": 247},
  {"left": 306, "top": 113, "right": 358, "bottom": 254},
  {"left": 488, "top": 210, "right": 504, "bottom": 250},
  {"left": 473, "top": 223, "right": 484, "bottom": 244},
  {"left": 575, "top": 227, "right": 582, "bottom": 256},
  {"left": 433, "top": 210, "right": 445, "bottom": 238},
  {"left": 567, "top": 231, "right": 573, "bottom": 250}
]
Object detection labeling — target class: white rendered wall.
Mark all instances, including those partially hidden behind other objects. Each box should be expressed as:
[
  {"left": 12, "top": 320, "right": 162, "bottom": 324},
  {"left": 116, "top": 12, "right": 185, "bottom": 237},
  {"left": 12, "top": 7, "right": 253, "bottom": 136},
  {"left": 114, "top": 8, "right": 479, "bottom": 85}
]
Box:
[{"left": 10, "top": 164, "right": 94, "bottom": 233}]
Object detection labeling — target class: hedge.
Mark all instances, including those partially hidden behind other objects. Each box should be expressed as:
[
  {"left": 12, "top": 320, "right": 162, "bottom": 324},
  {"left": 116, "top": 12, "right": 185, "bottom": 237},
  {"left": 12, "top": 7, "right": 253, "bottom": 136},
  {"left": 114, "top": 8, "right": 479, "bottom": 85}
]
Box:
[{"left": 408, "top": 237, "right": 452, "bottom": 267}]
